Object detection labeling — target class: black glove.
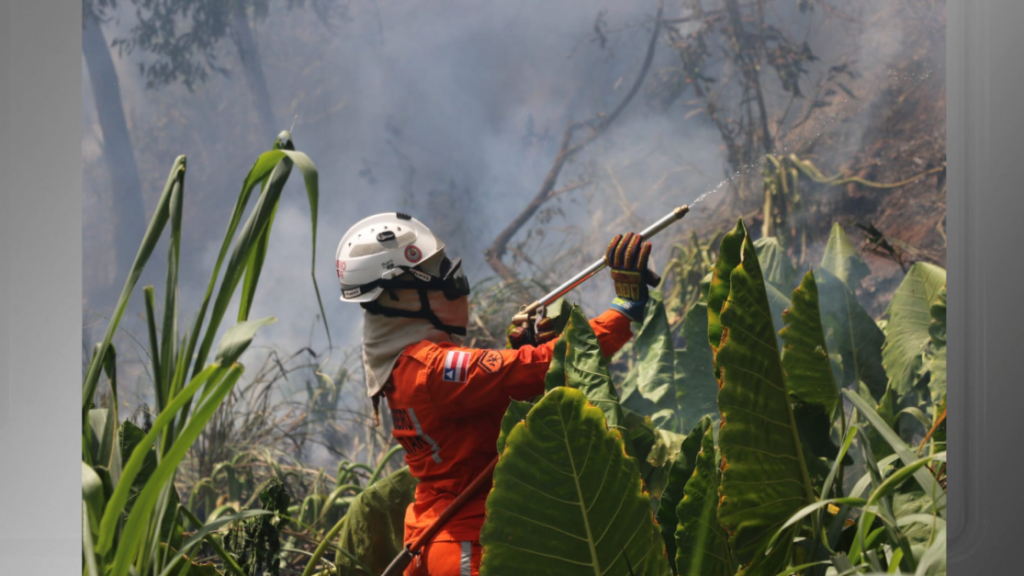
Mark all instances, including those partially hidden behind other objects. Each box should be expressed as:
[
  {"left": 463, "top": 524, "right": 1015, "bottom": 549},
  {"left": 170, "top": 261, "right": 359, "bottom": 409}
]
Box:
[{"left": 606, "top": 232, "right": 658, "bottom": 322}]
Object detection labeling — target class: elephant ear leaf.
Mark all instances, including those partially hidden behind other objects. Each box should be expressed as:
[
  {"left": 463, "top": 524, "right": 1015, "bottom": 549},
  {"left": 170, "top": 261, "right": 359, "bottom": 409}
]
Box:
[
  {"left": 496, "top": 400, "right": 533, "bottom": 455},
  {"left": 712, "top": 220, "right": 815, "bottom": 569},
  {"left": 544, "top": 305, "right": 627, "bottom": 434},
  {"left": 780, "top": 271, "right": 840, "bottom": 415},
  {"left": 819, "top": 223, "right": 871, "bottom": 290},
  {"left": 753, "top": 236, "right": 798, "bottom": 294},
  {"left": 707, "top": 220, "right": 748, "bottom": 352},
  {"left": 480, "top": 387, "right": 670, "bottom": 576},
  {"left": 674, "top": 417, "right": 735, "bottom": 576},
  {"left": 815, "top": 267, "right": 887, "bottom": 400},
  {"left": 675, "top": 301, "right": 718, "bottom": 431},
  {"left": 881, "top": 263, "right": 947, "bottom": 395},
  {"left": 621, "top": 290, "right": 678, "bottom": 427},
  {"left": 658, "top": 415, "right": 714, "bottom": 574}
]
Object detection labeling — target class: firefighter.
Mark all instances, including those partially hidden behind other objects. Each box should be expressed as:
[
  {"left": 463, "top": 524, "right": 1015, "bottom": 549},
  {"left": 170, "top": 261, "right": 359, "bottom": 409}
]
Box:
[{"left": 335, "top": 212, "right": 654, "bottom": 576}]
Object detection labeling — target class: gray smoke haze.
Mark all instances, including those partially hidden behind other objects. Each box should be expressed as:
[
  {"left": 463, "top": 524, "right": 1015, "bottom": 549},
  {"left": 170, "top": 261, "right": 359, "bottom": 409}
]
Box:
[{"left": 82, "top": 0, "right": 941, "bottom": 417}]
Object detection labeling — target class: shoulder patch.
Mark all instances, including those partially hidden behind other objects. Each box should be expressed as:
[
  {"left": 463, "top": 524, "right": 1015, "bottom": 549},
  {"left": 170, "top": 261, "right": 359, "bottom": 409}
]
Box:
[
  {"left": 478, "top": 350, "right": 503, "bottom": 374},
  {"left": 443, "top": 350, "right": 472, "bottom": 383}
]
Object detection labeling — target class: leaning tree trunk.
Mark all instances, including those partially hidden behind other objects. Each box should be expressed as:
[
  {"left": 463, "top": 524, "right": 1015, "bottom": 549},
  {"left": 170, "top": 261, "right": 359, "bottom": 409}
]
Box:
[
  {"left": 229, "top": 1, "right": 277, "bottom": 140},
  {"left": 82, "top": 15, "right": 146, "bottom": 289}
]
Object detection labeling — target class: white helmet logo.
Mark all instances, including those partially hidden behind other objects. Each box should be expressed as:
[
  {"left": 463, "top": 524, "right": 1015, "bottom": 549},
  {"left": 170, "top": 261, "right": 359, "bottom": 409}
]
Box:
[{"left": 404, "top": 245, "right": 422, "bottom": 263}]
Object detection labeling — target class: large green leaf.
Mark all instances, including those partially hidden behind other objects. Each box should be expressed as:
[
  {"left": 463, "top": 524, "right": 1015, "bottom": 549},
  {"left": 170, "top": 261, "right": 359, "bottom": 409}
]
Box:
[
  {"left": 674, "top": 417, "right": 734, "bottom": 576},
  {"left": 819, "top": 223, "right": 870, "bottom": 289},
  {"left": 780, "top": 271, "right": 840, "bottom": 415},
  {"left": 815, "top": 267, "right": 888, "bottom": 400},
  {"left": 881, "top": 263, "right": 947, "bottom": 394},
  {"left": 497, "top": 400, "right": 534, "bottom": 454},
  {"left": 764, "top": 281, "right": 792, "bottom": 352},
  {"left": 675, "top": 302, "right": 718, "bottom": 431},
  {"left": 658, "top": 416, "right": 713, "bottom": 574},
  {"left": 480, "top": 387, "right": 670, "bottom": 576},
  {"left": 621, "top": 291, "right": 678, "bottom": 427},
  {"left": 544, "top": 305, "right": 627, "bottom": 434},
  {"left": 712, "top": 221, "right": 815, "bottom": 568},
  {"left": 332, "top": 468, "right": 419, "bottom": 575},
  {"left": 753, "top": 236, "right": 798, "bottom": 294},
  {"left": 622, "top": 409, "right": 686, "bottom": 500}
]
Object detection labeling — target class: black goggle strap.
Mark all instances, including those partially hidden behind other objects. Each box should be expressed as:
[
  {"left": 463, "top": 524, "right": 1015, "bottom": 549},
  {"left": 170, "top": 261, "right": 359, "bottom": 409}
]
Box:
[
  {"left": 360, "top": 281, "right": 468, "bottom": 337},
  {"left": 343, "top": 256, "right": 470, "bottom": 301}
]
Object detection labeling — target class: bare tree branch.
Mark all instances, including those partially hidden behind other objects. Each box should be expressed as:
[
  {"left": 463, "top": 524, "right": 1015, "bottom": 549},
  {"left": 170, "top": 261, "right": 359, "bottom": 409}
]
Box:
[{"left": 484, "top": 1, "right": 665, "bottom": 285}]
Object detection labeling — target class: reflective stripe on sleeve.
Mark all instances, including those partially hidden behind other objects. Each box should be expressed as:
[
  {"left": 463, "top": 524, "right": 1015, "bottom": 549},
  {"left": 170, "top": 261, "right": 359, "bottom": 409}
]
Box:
[
  {"left": 407, "top": 407, "right": 443, "bottom": 463},
  {"left": 460, "top": 541, "right": 472, "bottom": 576}
]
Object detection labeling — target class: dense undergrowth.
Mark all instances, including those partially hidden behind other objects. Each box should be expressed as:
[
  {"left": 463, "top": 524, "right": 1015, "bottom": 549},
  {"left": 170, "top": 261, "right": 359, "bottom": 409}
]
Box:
[{"left": 82, "top": 131, "right": 945, "bottom": 576}]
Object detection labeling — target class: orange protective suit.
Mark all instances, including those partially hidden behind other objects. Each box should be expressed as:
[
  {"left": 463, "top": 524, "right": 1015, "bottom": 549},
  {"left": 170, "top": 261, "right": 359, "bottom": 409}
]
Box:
[{"left": 384, "top": 309, "right": 634, "bottom": 575}]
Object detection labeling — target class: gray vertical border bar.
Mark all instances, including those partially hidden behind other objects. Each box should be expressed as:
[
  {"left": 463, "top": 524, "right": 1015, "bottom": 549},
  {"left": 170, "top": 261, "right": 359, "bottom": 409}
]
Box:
[
  {"left": 0, "top": 0, "right": 82, "bottom": 571},
  {"left": 0, "top": 0, "right": 10, "bottom": 435},
  {"left": 949, "top": 0, "right": 1024, "bottom": 572}
]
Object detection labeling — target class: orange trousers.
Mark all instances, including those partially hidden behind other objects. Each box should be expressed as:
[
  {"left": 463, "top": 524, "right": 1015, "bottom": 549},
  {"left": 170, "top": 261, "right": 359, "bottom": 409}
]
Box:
[{"left": 405, "top": 540, "right": 482, "bottom": 576}]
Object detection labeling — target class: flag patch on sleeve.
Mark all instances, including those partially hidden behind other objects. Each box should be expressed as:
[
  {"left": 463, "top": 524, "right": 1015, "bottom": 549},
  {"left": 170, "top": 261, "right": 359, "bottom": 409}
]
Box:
[{"left": 443, "top": 350, "right": 472, "bottom": 383}]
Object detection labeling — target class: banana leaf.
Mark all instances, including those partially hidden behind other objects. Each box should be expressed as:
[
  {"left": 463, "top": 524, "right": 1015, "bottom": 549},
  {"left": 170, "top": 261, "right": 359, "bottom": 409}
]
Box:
[
  {"left": 712, "top": 220, "right": 815, "bottom": 570},
  {"left": 480, "top": 387, "right": 670, "bottom": 576},
  {"left": 881, "top": 263, "right": 947, "bottom": 395}
]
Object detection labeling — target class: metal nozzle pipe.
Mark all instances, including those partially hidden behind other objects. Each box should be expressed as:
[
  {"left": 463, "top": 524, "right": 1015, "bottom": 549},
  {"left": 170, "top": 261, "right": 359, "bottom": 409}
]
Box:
[{"left": 511, "top": 204, "right": 690, "bottom": 325}]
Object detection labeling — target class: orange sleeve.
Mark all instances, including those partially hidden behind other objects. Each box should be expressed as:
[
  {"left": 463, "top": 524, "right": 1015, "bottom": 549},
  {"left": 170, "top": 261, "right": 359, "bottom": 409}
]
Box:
[{"left": 425, "top": 309, "right": 633, "bottom": 418}]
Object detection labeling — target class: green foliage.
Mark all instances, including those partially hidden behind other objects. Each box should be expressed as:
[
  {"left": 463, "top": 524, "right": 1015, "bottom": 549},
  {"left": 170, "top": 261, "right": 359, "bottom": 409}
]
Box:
[
  {"left": 225, "top": 479, "right": 292, "bottom": 576},
  {"left": 675, "top": 301, "right": 718, "bottom": 431},
  {"left": 753, "top": 236, "right": 799, "bottom": 294},
  {"left": 710, "top": 220, "right": 815, "bottom": 571},
  {"left": 780, "top": 271, "right": 840, "bottom": 415},
  {"left": 674, "top": 417, "right": 735, "bottom": 576},
  {"left": 480, "top": 387, "right": 670, "bottom": 576},
  {"left": 881, "top": 263, "right": 947, "bottom": 395},
  {"left": 81, "top": 135, "right": 325, "bottom": 576},
  {"left": 621, "top": 290, "right": 680, "bottom": 428},
  {"left": 79, "top": 131, "right": 947, "bottom": 576},
  {"left": 330, "top": 468, "right": 419, "bottom": 575},
  {"left": 928, "top": 287, "right": 947, "bottom": 404},
  {"left": 544, "top": 304, "right": 627, "bottom": 433},
  {"left": 658, "top": 415, "right": 713, "bottom": 574}
]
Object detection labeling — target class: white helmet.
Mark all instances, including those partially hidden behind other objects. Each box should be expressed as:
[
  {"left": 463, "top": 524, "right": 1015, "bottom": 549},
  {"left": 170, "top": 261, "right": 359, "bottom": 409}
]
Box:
[{"left": 335, "top": 212, "right": 447, "bottom": 302}]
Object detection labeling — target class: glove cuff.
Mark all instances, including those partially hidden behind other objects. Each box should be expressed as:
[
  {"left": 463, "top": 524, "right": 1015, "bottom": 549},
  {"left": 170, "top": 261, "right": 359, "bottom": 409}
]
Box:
[{"left": 611, "top": 297, "right": 646, "bottom": 322}]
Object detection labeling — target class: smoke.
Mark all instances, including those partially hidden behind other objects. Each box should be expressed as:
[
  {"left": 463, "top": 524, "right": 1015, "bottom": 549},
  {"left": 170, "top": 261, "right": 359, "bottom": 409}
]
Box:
[{"left": 82, "top": 0, "right": 944, "bottom": 418}]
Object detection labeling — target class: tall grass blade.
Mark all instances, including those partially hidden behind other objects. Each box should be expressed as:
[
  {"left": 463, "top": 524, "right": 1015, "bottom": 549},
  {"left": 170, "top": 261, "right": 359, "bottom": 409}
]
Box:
[
  {"left": 82, "top": 156, "right": 186, "bottom": 420},
  {"left": 111, "top": 365, "right": 245, "bottom": 576}
]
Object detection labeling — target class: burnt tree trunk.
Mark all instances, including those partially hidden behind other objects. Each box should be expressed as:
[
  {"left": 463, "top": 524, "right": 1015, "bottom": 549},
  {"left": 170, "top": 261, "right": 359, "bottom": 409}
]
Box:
[
  {"left": 82, "top": 15, "right": 145, "bottom": 287},
  {"left": 229, "top": 1, "right": 277, "bottom": 140}
]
